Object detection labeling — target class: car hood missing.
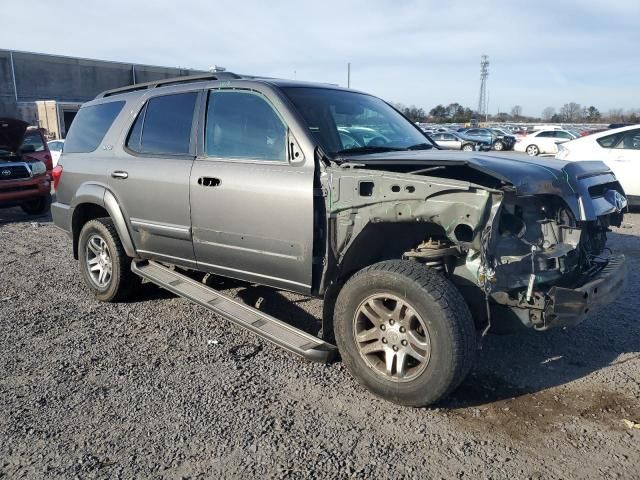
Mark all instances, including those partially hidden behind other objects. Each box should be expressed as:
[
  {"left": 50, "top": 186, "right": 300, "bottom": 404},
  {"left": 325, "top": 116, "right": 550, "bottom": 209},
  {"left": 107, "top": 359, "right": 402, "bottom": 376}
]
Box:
[{"left": 339, "top": 150, "right": 615, "bottom": 198}]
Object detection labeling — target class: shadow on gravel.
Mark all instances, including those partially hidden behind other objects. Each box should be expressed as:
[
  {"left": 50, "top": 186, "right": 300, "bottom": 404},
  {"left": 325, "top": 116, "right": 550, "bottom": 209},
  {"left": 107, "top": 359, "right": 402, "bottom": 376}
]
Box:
[{"left": 0, "top": 207, "right": 52, "bottom": 226}]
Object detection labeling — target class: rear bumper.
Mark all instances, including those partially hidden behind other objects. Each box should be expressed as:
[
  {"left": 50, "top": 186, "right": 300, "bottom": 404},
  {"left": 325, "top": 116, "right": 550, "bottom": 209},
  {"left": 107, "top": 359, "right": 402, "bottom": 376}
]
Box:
[
  {"left": 542, "top": 255, "right": 627, "bottom": 329},
  {"left": 0, "top": 175, "right": 50, "bottom": 204}
]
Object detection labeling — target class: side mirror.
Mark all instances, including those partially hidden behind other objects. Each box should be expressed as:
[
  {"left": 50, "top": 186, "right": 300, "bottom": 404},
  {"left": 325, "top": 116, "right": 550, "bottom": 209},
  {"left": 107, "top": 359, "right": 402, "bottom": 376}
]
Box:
[{"left": 288, "top": 131, "right": 305, "bottom": 165}]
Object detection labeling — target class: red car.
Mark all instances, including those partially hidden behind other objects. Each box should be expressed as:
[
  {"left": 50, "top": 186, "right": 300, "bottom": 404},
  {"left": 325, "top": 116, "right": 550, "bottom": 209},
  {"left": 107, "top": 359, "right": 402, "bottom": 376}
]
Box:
[{"left": 0, "top": 118, "right": 54, "bottom": 215}]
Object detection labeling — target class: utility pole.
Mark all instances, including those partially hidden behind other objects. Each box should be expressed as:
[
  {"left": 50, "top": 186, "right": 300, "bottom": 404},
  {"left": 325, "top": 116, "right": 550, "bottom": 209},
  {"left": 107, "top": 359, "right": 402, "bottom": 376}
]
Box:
[{"left": 347, "top": 62, "right": 351, "bottom": 88}]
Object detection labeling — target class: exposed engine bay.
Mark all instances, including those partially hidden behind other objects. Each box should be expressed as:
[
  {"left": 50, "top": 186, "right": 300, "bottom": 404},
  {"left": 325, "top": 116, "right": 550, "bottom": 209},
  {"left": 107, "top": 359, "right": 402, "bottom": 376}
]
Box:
[{"left": 319, "top": 151, "right": 627, "bottom": 332}]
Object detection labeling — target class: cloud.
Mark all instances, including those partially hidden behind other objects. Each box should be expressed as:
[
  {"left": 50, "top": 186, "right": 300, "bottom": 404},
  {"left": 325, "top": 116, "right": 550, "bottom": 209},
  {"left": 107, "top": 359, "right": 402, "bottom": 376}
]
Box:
[{"left": 0, "top": 0, "right": 638, "bottom": 115}]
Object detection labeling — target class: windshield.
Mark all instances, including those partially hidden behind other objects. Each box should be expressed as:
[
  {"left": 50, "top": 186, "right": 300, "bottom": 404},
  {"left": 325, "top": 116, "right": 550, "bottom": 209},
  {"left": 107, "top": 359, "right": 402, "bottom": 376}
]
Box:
[{"left": 282, "top": 87, "right": 433, "bottom": 156}]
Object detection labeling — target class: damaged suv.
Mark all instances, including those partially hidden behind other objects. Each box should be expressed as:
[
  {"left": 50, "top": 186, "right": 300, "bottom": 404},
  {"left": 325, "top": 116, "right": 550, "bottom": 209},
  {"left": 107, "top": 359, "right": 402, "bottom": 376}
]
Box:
[{"left": 52, "top": 74, "right": 627, "bottom": 406}]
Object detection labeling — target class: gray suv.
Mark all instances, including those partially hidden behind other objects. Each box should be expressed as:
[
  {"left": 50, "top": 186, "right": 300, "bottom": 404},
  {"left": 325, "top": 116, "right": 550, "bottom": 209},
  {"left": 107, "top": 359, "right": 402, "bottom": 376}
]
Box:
[{"left": 52, "top": 73, "right": 628, "bottom": 406}]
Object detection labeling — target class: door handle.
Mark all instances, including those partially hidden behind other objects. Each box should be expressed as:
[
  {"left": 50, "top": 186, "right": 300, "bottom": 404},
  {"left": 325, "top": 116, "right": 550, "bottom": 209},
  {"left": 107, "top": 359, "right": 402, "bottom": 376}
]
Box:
[
  {"left": 198, "top": 177, "right": 221, "bottom": 187},
  {"left": 111, "top": 171, "right": 128, "bottom": 179}
]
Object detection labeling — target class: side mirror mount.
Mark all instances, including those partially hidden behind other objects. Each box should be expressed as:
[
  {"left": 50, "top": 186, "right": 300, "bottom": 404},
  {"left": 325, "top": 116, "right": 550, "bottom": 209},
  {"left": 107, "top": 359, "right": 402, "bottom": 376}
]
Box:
[{"left": 288, "top": 130, "right": 305, "bottom": 165}]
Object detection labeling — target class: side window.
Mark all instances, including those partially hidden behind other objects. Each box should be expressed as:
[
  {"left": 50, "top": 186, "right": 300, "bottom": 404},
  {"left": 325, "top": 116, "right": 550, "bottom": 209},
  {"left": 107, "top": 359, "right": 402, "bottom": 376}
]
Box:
[
  {"left": 555, "top": 131, "right": 572, "bottom": 139},
  {"left": 48, "top": 141, "right": 62, "bottom": 152},
  {"left": 21, "top": 132, "right": 46, "bottom": 152},
  {"left": 537, "top": 131, "right": 554, "bottom": 138},
  {"left": 432, "top": 133, "right": 443, "bottom": 140},
  {"left": 443, "top": 134, "right": 455, "bottom": 140},
  {"left": 205, "top": 90, "right": 286, "bottom": 161},
  {"left": 466, "top": 129, "right": 479, "bottom": 135},
  {"left": 65, "top": 101, "right": 125, "bottom": 153},
  {"left": 127, "top": 92, "right": 197, "bottom": 155},
  {"left": 597, "top": 132, "right": 622, "bottom": 149},
  {"left": 615, "top": 129, "right": 640, "bottom": 150}
]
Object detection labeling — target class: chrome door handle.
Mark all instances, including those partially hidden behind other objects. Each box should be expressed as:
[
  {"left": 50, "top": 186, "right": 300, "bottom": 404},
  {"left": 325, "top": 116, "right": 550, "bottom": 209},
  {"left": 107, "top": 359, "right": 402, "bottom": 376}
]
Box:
[{"left": 111, "top": 171, "right": 128, "bottom": 179}]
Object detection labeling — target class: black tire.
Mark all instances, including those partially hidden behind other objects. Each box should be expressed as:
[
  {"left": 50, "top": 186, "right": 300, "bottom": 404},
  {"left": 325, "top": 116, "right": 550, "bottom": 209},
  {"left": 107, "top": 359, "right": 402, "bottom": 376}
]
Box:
[
  {"left": 461, "top": 143, "right": 474, "bottom": 152},
  {"left": 78, "top": 217, "right": 140, "bottom": 302},
  {"left": 493, "top": 140, "right": 504, "bottom": 151},
  {"left": 526, "top": 144, "right": 539, "bottom": 156},
  {"left": 20, "top": 195, "right": 51, "bottom": 215},
  {"left": 334, "top": 260, "right": 476, "bottom": 407}
]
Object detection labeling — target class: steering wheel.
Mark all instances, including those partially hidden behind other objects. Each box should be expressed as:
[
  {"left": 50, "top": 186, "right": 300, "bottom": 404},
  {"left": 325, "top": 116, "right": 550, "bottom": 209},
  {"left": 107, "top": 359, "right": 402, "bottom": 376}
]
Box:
[{"left": 367, "top": 136, "right": 388, "bottom": 147}]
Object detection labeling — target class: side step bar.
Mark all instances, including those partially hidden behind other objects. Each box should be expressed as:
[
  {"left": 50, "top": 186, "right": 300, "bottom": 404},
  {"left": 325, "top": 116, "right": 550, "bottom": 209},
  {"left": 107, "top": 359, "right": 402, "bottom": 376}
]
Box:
[{"left": 131, "top": 260, "right": 337, "bottom": 363}]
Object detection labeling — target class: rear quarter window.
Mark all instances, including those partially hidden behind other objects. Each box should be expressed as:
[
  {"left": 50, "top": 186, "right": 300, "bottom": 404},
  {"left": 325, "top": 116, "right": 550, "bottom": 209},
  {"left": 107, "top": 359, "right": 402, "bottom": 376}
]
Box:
[{"left": 64, "top": 101, "right": 125, "bottom": 153}]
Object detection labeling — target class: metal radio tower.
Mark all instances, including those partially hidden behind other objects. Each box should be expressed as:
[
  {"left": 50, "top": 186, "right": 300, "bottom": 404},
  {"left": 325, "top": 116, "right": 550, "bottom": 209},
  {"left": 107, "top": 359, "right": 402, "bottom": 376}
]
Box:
[{"left": 477, "top": 55, "right": 489, "bottom": 117}]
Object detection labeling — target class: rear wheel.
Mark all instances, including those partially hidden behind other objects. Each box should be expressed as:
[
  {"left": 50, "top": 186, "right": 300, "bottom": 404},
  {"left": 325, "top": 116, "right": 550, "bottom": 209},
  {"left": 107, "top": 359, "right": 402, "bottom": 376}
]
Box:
[
  {"left": 334, "top": 260, "right": 476, "bottom": 407},
  {"left": 78, "top": 218, "right": 140, "bottom": 302},
  {"left": 462, "top": 143, "right": 474, "bottom": 152},
  {"left": 20, "top": 195, "right": 51, "bottom": 215},
  {"left": 526, "top": 144, "right": 540, "bottom": 156}
]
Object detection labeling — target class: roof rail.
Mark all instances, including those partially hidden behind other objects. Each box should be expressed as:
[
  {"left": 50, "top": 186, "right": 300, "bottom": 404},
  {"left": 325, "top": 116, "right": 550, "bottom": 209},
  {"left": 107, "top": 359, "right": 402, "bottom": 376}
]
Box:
[{"left": 96, "top": 72, "right": 242, "bottom": 98}]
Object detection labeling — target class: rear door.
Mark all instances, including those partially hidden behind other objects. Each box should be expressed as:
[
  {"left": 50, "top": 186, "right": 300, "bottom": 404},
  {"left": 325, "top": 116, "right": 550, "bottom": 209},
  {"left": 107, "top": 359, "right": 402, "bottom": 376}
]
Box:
[
  {"left": 607, "top": 128, "right": 640, "bottom": 198},
  {"left": 108, "top": 90, "right": 200, "bottom": 266},
  {"left": 190, "top": 88, "right": 314, "bottom": 293}
]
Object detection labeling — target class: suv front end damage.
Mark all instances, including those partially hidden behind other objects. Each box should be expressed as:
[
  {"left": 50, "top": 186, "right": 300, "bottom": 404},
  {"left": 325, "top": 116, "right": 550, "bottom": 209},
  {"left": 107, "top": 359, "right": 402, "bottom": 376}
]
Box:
[{"left": 319, "top": 151, "right": 627, "bottom": 332}]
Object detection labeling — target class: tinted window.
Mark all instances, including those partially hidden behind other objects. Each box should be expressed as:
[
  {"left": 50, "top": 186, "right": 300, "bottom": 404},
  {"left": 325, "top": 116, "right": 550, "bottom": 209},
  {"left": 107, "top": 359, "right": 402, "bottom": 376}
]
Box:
[
  {"left": 555, "top": 131, "right": 572, "bottom": 139},
  {"left": 597, "top": 132, "right": 622, "bottom": 148},
  {"left": 432, "top": 133, "right": 444, "bottom": 140},
  {"left": 443, "top": 134, "right": 455, "bottom": 140},
  {"left": 65, "top": 101, "right": 125, "bottom": 153},
  {"left": 21, "top": 132, "right": 46, "bottom": 152},
  {"left": 615, "top": 129, "right": 640, "bottom": 150},
  {"left": 537, "top": 131, "right": 555, "bottom": 138},
  {"left": 205, "top": 91, "right": 286, "bottom": 161},
  {"left": 128, "top": 92, "right": 197, "bottom": 155},
  {"left": 466, "top": 129, "right": 479, "bottom": 135}
]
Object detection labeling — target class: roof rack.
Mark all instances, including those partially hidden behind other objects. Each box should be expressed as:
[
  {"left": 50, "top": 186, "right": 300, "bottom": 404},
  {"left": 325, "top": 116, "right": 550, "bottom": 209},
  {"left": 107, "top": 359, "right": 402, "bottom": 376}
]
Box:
[{"left": 96, "top": 72, "right": 242, "bottom": 98}]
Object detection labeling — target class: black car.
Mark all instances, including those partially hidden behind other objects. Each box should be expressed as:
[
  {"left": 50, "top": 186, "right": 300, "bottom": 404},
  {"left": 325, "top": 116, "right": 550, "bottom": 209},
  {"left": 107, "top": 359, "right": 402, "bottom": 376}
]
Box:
[{"left": 459, "top": 128, "right": 516, "bottom": 151}]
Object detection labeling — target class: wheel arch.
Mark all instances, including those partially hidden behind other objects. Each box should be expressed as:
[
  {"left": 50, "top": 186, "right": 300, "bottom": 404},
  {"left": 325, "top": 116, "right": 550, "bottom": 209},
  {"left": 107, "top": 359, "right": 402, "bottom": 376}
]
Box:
[{"left": 71, "top": 185, "right": 136, "bottom": 259}]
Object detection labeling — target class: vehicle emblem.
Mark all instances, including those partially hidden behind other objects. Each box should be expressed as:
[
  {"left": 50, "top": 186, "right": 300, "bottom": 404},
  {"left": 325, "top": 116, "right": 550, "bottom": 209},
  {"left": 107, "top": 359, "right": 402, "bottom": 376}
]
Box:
[{"left": 1, "top": 169, "right": 10, "bottom": 177}]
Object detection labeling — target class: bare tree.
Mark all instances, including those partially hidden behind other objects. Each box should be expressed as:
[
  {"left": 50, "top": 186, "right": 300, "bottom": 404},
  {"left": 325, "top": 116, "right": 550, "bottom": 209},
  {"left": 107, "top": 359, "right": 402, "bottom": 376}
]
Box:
[
  {"left": 541, "top": 106, "right": 556, "bottom": 121},
  {"left": 510, "top": 105, "right": 523, "bottom": 120},
  {"left": 559, "top": 102, "right": 582, "bottom": 122}
]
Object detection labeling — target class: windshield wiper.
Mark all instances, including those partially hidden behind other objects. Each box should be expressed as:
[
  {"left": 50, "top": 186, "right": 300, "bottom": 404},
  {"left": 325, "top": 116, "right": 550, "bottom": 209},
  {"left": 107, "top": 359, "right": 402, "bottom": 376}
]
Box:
[
  {"left": 406, "top": 143, "right": 435, "bottom": 150},
  {"left": 335, "top": 146, "right": 406, "bottom": 155}
]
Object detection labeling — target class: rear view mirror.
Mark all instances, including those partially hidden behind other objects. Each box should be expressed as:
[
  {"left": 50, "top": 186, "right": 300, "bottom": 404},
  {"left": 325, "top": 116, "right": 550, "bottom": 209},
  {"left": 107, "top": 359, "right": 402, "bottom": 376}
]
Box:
[
  {"left": 288, "top": 131, "right": 305, "bottom": 165},
  {"left": 333, "top": 100, "right": 364, "bottom": 116}
]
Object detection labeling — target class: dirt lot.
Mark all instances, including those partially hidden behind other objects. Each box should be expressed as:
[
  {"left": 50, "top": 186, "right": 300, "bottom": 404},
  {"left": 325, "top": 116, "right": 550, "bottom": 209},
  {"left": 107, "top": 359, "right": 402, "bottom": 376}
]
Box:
[{"left": 1, "top": 206, "right": 638, "bottom": 479}]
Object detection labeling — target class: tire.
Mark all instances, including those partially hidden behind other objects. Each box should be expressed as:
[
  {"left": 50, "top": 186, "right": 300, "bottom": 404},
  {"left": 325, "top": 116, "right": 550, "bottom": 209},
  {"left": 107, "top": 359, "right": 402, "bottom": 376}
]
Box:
[
  {"left": 78, "top": 217, "right": 140, "bottom": 302},
  {"left": 20, "top": 195, "right": 51, "bottom": 215},
  {"left": 526, "top": 144, "right": 539, "bottom": 156},
  {"left": 333, "top": 260, "right": 476, "bottom": 407},
  {"left": 461, "top": 143, "right": 474, "bottom": 152},
  {"left": 493, "top": 141, "right": 504, "bottom": 151}
]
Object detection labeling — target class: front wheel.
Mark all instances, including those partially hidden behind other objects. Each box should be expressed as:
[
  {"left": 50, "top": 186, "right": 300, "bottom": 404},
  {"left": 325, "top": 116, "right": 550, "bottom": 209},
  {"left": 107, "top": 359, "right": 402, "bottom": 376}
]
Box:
[
  {"left": 526, "top": 144, "right": 540, "bottom": 156},
  {"left": 20, "top": 195, "right": 51, "bottom": 215},
  {"left": 334, "top": 260, "right": 476, "bottom": 407},
  {"left": 78, "top": 218, "right": 140, "bottom": 302},
  {"left": 493, "top": 140, "right": 504, "bottom": 151}
]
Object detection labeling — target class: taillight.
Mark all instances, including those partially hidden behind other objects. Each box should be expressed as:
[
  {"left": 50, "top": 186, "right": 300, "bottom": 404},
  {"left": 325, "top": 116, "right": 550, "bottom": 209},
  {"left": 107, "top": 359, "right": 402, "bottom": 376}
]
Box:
[{"left": 52, "top": 165, "right": 63, "bottom": 192}]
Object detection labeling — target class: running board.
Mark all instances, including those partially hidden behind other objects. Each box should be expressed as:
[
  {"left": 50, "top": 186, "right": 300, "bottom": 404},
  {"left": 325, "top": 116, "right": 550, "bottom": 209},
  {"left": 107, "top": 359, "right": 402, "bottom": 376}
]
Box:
[{"left": 131, "top": 260, "right": 337, "bottom": 363}]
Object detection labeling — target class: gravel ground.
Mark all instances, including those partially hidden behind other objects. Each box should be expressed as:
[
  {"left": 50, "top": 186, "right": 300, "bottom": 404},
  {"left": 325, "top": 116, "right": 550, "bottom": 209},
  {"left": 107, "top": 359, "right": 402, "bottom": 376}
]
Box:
[{"left": 1, "top": 206, "right": 639, "bottom": 479}]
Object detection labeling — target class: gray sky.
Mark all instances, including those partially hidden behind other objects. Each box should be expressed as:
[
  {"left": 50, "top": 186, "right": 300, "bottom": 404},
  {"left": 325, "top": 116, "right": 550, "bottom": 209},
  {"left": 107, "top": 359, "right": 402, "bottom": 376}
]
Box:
[{"left": 1, "top": 0, "right": 638, "bottom": 116}]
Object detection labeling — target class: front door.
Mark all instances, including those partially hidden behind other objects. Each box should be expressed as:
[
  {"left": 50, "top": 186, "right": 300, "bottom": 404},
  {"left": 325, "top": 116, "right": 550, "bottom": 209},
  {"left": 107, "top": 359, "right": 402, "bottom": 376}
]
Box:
[
  {"left": 107, "top": 91, "right": 199, "bottom": 266},
  {"left": 190, "top": 89, "right": 315, "bottom": 293},
  {"left": 607, "top": 127, "right": 640, "bottom": 199}
]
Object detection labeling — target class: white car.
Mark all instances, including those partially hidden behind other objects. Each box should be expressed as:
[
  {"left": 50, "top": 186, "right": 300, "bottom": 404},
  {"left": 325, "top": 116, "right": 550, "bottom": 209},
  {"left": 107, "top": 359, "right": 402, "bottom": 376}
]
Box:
[
  {"left": 557, "top": 125, "right": 640, "bottom": 204},
  {"left": 514, "top": 129, "right": 578, "bottom": 156},
  {"left": 47, "top": 139, "right": 64, "bottom": 166}
]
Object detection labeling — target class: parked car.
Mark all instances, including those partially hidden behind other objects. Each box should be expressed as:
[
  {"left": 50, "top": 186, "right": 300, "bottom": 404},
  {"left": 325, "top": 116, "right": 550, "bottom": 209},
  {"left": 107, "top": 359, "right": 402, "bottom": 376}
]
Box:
[
  {"left": 52, "top": 73, "right": 628, "bottom": 407},
  {"left": 557, "top": 125, "right": 640, "bottom": 205},
  {"left": 0, "top": 118, "right": 53, "bottom": 214},
  {"left": 429, "top": 132, "right": 481, "bottom": 151},
  {"left": 48, "top": 139, "right": 65, "bottom": 166},
  {"left": 515, "top": 129, "right": 578, "bottom": 156},
  {"left": 460, "top": 128, "right": 515, "bottom": 151}
]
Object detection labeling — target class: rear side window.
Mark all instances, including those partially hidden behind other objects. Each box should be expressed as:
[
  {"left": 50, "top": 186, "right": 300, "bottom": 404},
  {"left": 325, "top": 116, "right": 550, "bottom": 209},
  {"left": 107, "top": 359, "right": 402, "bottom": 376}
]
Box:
[
  {"left": 597, "top": 132, "right": 622, "bottom": 148},
  {"left": 127, "top": 92, "right": 197, "bottom": 155},
  {"left": 64, "top": 101, "right": 125, "bottom": 153}
]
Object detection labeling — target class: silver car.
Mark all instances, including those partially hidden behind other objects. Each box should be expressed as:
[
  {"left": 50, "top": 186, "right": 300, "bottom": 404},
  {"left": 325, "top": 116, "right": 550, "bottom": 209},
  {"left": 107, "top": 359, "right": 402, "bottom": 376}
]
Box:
[{"left": 430, "top": 132, "right": 477, "bottom": 151}]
